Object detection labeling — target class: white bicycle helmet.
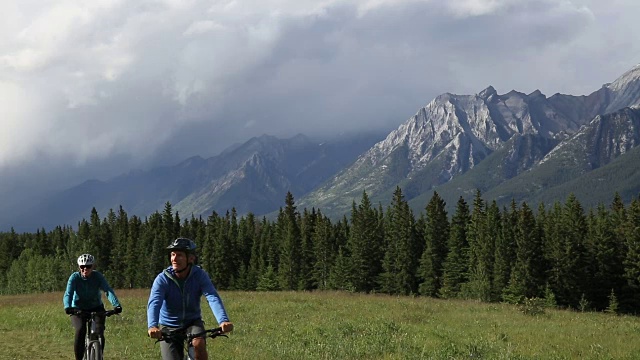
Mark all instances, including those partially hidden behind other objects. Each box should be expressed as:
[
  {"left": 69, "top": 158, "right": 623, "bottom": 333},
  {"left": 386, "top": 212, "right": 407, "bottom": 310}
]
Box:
[{"left": 77, "top": 253, "right": 95, "bottom": 266}]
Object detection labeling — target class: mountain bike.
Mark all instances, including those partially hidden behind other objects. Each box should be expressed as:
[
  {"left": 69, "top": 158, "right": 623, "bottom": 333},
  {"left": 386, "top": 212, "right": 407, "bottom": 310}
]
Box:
[
  {"left": 156, "top": 325, "right": 228, "bottom": 360},
  {"left": 74, "top": 309, "right": 118, "bottom": 360}
]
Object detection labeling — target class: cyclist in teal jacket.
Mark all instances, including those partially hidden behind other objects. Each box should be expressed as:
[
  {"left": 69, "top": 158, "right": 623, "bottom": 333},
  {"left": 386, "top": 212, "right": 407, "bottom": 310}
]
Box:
[
  {"left": 147, "top": 238, "right": 233, "bottom": 360},
  {"left": 63, "top": 253, "right": 122, "bottom": 360}
]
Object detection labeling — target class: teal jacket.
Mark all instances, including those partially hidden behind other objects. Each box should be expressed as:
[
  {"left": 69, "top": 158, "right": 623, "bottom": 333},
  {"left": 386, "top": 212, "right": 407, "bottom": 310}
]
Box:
[{"left": 63, "top": 271, "right": 121, "bottom": 310}]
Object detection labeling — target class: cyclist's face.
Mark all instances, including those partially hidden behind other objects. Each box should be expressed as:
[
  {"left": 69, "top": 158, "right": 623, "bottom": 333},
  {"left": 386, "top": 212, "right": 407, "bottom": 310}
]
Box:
[
  {"left": 170, "top": 251, "right": 188, "bottom": 269},
  {"left": 79, "top": 264, "right": 93, "bottom": 278}
]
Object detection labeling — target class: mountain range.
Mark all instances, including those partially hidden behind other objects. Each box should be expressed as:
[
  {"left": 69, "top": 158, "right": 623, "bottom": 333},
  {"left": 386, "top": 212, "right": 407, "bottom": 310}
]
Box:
[
  {"left": 7, "top": 64, "right": 640, "bottom": 231},
  {"left": 299, "top": 64, "right": 640, "bottom": 215}
]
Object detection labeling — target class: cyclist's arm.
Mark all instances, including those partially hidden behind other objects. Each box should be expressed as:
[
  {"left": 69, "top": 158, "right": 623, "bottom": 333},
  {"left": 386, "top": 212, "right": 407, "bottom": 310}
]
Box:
[
  {"left": 147, "top": 274, "right": 166, "bottom": 329},
  {"left": 198, "top": 269, "right": 230, "bottom": 324},
  {"left": 63, "top": 273, "right": 76, "bottom": 309}
]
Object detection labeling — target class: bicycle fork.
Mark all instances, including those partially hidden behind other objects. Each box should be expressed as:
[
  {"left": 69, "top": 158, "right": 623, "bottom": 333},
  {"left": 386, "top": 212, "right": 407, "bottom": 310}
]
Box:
[{"left": 84, "top": 316, "right": 103, "bottom": 360}]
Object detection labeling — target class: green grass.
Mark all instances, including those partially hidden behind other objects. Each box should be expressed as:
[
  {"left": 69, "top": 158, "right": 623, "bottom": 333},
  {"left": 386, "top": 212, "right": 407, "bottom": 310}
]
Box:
[{"left": 2, "top": 289, "right": 640, "bottom": 359}]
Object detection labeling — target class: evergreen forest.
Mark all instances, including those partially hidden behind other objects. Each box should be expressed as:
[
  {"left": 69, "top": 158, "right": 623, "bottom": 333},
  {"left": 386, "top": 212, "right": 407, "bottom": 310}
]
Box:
[{"left": 1, "top": 188, "right": 640, "bottom": 314}]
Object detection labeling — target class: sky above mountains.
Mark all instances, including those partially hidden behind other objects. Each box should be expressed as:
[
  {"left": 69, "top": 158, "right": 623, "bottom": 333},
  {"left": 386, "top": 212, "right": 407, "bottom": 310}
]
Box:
[{"left": 1, "top": 0, "right": 640, "bottom": 222}]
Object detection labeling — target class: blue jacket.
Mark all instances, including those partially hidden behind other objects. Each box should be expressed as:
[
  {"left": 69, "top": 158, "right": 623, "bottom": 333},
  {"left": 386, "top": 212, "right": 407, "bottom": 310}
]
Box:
[
  {"left": 147, "top": 265, "right": 229, "bottom": 328},
  {"left": 63, "top": 271, "right": 121, "bottom": 310}
]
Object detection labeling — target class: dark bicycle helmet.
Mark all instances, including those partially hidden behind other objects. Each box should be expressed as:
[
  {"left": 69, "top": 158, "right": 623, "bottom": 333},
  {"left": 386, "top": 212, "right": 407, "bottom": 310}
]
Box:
[{"left": 166, "top": 238, "right": 197, "bottom": 253}]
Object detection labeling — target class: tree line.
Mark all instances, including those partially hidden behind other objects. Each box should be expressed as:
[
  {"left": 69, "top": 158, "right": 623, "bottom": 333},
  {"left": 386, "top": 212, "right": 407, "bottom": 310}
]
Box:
[{"left": 1, "top": 188, "right": 639, "bottom": 314}]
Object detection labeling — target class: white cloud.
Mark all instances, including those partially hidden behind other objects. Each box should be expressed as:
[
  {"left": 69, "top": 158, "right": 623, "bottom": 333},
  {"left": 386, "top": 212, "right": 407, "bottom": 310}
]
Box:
[
  {"left": 0, "top": 0, "right": 639, "bottom": 208},
  {"left": 446, "top": 0, "right": 510, "bottom": 17},
  {"left": 183, "top": 20, "right": 223, "bottom": 36}
]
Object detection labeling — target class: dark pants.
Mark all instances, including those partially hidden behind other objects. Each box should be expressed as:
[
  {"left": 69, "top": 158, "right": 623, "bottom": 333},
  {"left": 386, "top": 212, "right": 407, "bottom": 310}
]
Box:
[
  {"left": 159, "top": 319, "right": 206, "bottom": 360},
  {"left": 70, "top": 305, "right": 106, "bottom": 360}
]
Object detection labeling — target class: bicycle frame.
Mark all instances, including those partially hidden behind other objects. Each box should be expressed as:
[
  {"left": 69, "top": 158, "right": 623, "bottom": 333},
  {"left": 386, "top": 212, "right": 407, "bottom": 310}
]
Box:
[
  {"left": 75, "top": 309, "right": 117, "bottom": 360},
  {"left": 157, "top": 326, "right": 227, "bottom": 360}
]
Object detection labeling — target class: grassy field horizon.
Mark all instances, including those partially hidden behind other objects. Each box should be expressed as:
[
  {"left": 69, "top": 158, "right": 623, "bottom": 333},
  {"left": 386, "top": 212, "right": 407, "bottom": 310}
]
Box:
[{"left": 2, "top": 289, "right": 640, "bottom": 359}]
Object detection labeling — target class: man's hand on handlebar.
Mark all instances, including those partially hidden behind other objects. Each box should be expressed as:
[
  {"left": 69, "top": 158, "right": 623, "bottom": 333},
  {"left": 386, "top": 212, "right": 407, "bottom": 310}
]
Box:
[
  {"left": 148, "top": 326, "right": 162, "bottom": 339},
  {"left": 220, "top": 321, "right": 234, "bottom": 333}
]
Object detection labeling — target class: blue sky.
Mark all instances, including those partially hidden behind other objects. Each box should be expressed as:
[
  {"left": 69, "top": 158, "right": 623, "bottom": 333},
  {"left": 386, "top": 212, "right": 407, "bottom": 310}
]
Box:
[{"left": 1, "top": 0, "right": 639, "bottom": 219}]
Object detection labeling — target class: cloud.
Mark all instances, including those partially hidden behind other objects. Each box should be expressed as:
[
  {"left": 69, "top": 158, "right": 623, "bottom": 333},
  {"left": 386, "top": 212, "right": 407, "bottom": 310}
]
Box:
[{"left": 0, "top": 0, "right": 639, "bottom": 212}]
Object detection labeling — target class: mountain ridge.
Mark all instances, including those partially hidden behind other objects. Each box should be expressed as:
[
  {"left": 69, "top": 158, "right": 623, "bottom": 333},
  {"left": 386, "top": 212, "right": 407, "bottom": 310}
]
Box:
[
  {"left": 299, "top": 63, "right": 640, "bottom": 216},
  {"left": 5, "top": 63, "right": 640, "bottom": 232}
]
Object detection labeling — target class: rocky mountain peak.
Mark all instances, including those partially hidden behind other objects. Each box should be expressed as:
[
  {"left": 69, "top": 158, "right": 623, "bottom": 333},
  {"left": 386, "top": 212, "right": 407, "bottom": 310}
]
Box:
[
  {"left": 366, "top": 83, "right": 581, "bottom": 176},
  {"left": 479, "top": 86, "right": 497, "bottom": 99},
  {"left": 604, "top": 63, "right": 640, "bottom": 113},
  {"left": 608, "top": 63, "right": 640, "bottom": 91},
  {"left": 528, "top": 89, "right": 545, "bottom": 98}
]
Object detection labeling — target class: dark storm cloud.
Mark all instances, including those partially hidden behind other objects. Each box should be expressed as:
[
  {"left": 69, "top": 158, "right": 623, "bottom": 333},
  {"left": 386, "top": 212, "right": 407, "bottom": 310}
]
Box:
[{"left": 1, "top": 0, "right": 639, "bottom": 214}]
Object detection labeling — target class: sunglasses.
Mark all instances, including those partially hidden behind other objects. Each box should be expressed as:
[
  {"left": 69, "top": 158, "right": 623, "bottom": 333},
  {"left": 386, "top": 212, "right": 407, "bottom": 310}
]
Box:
[{"left": 79, "top": 265, "right": 92, "bottom": 270}]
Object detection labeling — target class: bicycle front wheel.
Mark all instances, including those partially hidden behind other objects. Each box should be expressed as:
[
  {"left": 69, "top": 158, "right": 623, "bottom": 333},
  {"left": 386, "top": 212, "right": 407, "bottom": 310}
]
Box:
[
  {"left": 187, "top": 345, "right": 195, "bottom": 360},
  {"left": 88, "top": 341, "right": 103, "bottom": 360}
]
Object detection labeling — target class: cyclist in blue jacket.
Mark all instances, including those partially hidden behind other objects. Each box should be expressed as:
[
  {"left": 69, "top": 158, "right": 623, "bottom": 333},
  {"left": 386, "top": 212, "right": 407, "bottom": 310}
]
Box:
[
  {"left": 147, "top": 238, "right": 234, "bottom": 360},
  {"left": 63, "top": 253, "right": 122, "bottom": 360}
]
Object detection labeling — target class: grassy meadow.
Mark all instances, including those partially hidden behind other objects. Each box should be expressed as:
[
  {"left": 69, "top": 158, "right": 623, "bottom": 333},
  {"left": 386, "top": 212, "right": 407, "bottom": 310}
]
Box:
[{"left": 2, "top": 289, "right": 640, "bottom": 359}]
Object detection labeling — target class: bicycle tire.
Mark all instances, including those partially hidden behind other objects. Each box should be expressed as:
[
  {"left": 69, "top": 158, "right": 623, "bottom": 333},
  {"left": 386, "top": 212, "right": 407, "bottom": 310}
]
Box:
[
  {"left": 186, "top": 346, "right": 195, "bottom": 360},
  {"left": 88, "top": 341, "right": 103, "bottom": 360}
]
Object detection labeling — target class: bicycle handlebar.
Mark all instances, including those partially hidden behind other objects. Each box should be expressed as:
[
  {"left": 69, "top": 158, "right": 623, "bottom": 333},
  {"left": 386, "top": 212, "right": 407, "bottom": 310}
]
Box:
[
  {"left": 190, "top": 327, "right": 227, "bottom": 340},
  {"left": 73, "top": 309, "right": 119, "bottom": 318},
  {"left": 156, "top": 326, "right": 227, "bottom": 344}
]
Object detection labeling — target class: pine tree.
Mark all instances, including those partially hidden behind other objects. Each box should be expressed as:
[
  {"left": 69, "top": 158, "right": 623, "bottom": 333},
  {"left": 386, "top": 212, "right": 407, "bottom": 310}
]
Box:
[
  {"left": 256, "top": 264, "right": 280, "bottom": 291},
  {"left": 610, "top": 193, "right": 634, "bottom": 312},
  {"left": 623, "top": 197, "right": 640, "bottom": 311},
  {"left": 146, "top": 211, "right": 167, "bottom": 280},
  {"left": 277, "top": 192, "right": 302, "bottom": 291},
  {"left": 30, "top": 228, "right": 51, "bottom": 257},
  {"left": 586, "top": 204, "right": 625, "bottom": 310},
  {"left": 194, "top": 216, "right": 207, "bottom": 260},
  {"left": 547, "top": 194, "right": 589, "bottom": 308},
  {"left": 173, "top": 211, "right": 182, "bottom": 239},
  {"left": 462, "top": 190, "right": 493, "bottom": 301},
  {"left": 99, "top": 209, "right": 116, "bottom": 273},
  {"left": 503, "top": 202, "right": 545, "bottom": 301},
  {"left": 123, "top": 215, "right": 142, "bottom": 288},
  {"left": 87, "top": 208, "right": 102, "bottom": 261},
  {"left": 298, "top": 208, "right": 317, "bottom": 290},
  {"left": 49, "top": 226, "right": 69, "bottom": 255},
  {"left": 440, "top": 196, "right": 470, "bottom": 298},
  {"left": 418, "top": 191, "right": 449, "bottom": 297},
  {"left": 380, "top": 187, "right": 418, "bottom": 295},
  {"left": 334, "top": 215, "right": 350, "bottom": 251},
  {"left": 226, "top": 209, "right": 240, "bottom": 288},
  {"left": 162, "top": 202, "right": 176, "bottom": 243},
  {"left": 235, "top": 213, "right": 257, "bottom": 290},
  {"left": 247, "top": 217, "right": 270, "bottom": 291},
  {"left": 328, "top": 247, "right": 353, "bottom": 291},
  {"left": 348, "top": 191, "right": 385, "bottom": 293},
  {"left": 544, "top": 201, "right": 563, "bottom": 303},
  {"left": 312, "top": 211, "right": 336, "bottom": 290},
  {"left": 0, "top": 229, "right": 20, "bottom": 291},
  {"left": 210, "top": 211, "right": 234, "bottom": 289},
  {"left": 107, "top": 206, "right": 129, "bottom": 288},
  {"left": 482, "top": 200, "right": 500, "bottom": 301},
  {"left": 201, "top": 211, "right": 219, "bottom": 276}
]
